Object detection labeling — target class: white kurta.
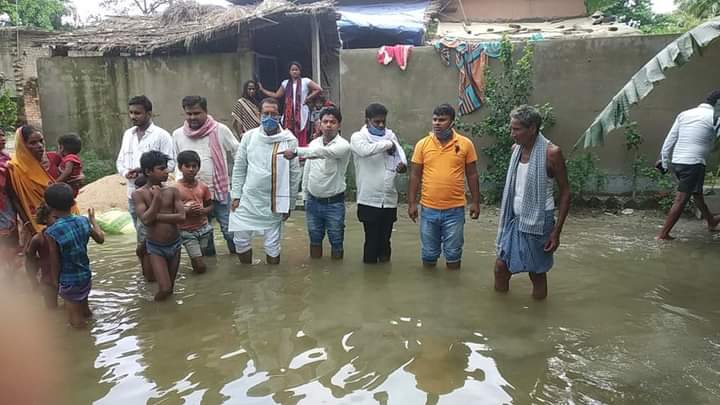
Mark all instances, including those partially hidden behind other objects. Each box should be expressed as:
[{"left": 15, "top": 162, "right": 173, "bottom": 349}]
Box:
[{"left": 229, "top": 127, "right": 301, "bottom": 232}]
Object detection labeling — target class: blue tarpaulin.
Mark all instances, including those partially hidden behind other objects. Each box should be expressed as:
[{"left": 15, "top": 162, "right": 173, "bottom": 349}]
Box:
[{"left": 337, "top": 1, "right": 429, "bottom": 49}]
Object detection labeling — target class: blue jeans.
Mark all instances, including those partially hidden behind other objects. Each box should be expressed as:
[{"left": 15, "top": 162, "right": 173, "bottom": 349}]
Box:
[
  {"left": 206, "top": 197, "right": 235, "bottom": 255},
  {"left": 305, "top": 195, "right": 345, "bottom": 254},
  {"left": 420, "top": 206, "right": 465, "bottom": 263}
]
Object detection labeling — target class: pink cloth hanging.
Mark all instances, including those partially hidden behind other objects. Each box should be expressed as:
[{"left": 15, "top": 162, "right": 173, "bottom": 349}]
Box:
[{"left": 376, "top": 45, "right": 413, "bottom": 70}]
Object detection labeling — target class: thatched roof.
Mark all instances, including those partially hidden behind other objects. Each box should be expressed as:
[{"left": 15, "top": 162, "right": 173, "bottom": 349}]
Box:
[{"left": 43, "top": 0, "right": 337, "bottom": 56}]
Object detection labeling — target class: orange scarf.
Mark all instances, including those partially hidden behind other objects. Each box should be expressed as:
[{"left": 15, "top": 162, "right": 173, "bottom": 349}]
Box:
[{"left": 8, "top": 129, "right": 77, "bottom": 234}]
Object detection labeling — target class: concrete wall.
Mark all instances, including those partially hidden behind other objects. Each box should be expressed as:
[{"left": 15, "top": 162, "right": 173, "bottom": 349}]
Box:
[
  {"left": 0, "top": 29, "right": 52, "bottom": 96},
  {"left": 37, "top": 52, "right": 253, "bottom": 159},
  {"left": 0, "top": 29, "right": 52, "bottom": 128},
  {"left": 443, "top": 0, "right": 587, "bottom": 22},
  {"left": 339, "top": 35, "right": 720, "bottom": 187}
]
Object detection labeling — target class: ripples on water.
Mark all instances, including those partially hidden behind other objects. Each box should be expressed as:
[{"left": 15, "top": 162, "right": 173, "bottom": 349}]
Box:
[{"left": 50, "top": 214, "right": 720, "bottom": 404}]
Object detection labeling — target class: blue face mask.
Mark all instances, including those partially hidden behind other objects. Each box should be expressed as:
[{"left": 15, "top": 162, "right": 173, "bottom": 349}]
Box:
[
  {"left": 367, "top": 123, "right": 385, "bottom": 137},
  {"left": 433, "top": 126, "right": 453, "bottom": 140},
  {"left": 261, "top": 115, "right": 280, "bottom": 132}
]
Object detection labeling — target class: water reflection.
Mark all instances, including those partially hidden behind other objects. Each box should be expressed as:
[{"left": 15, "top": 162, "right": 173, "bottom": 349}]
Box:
[{"left": 54, "top": 211, "right": 720, "bottom": 404}]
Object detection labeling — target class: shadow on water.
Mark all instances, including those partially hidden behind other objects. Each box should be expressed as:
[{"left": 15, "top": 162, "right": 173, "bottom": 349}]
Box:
[{"left": 54, "top": 209, "right": 720, "bottom": 404}]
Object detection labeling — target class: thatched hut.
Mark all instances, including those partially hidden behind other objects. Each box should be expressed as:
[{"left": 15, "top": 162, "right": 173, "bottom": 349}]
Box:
[
  {"left": 43, "top": 0, "right": 339, "bottom": 92},
  {"left": 36, "top": 0, "right": 340, "bottom": 159}
]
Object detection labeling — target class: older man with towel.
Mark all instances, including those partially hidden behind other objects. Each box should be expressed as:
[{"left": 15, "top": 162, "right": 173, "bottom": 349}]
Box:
[
  {"left": 229, "top": 98, "right": 301, "bottom": 264},
  {"left": 495, "top": 105, "right": 570, "bottom": 300}
]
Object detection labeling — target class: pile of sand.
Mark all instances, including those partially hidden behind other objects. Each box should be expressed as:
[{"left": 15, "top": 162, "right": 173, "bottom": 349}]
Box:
[
  {"left": 76, "top": 175, "right": 129, "bottom": 213},
  {"left": 75, "top": 174, "right": 178, "bottom": 213}
]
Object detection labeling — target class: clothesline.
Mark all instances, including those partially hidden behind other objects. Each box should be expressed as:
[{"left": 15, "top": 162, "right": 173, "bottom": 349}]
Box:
[{"left": 575, "top": 17, "right": 720, "bottom": 150}]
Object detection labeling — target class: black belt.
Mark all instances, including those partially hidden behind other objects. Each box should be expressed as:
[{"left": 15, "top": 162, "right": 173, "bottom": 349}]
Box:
[{"left": 309, "top": 192, "right": 345, "bottom": 204}]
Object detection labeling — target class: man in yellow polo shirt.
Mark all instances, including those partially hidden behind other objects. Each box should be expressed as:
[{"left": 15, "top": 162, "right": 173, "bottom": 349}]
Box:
[{"left": 408, "top": 104, "right": 480, "bottom": 269}]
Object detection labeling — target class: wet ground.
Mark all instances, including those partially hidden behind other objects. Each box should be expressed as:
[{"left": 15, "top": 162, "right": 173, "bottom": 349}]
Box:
[{"left": 46, "top": 206, "right": 720, "bottom": 404}]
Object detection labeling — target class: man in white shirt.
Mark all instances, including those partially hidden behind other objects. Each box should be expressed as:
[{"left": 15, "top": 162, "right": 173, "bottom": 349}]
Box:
[
  {"left": 173, "top": 96, "right": 239, "bottom": 255},
  {"left": 229, "top": 98, "right": 301, "bottom": 265},
  {"left": 283, "top": 106, "right": 351, "bottom": 259},
  {"left": 116, "top": 95, "right": 175, "bottom": 281},
  {"left": 350, "top": 103, "right": 407, "bottom": 263},
  {"left": 657, "top": 89, "right": 720, "bottom": 240}
]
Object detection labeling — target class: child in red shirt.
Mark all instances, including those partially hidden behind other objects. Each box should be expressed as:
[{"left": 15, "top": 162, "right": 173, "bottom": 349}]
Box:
[{"left": 55, "top": 134, "right": 84, "bottom": 196}]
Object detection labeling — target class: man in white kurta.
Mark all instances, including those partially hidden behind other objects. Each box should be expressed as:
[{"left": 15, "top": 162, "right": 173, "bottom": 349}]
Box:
[{"left": 229, "top": 99, "right": 301, "bottom": 264}]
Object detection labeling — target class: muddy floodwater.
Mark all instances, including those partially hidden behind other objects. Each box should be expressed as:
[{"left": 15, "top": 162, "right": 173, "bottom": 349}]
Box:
[{"left": 49, "top": 207, "right": 720, "bottom": 404}]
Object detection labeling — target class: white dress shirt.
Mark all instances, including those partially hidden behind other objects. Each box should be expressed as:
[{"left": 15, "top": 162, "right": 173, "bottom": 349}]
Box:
[
  {"left": 298, "top": 134, "right": 351, "bottom": 198},
  {"left": 350, "top": 129, "right": 402, "bottom": 209},
  {"left": 116, "top": 123, "right": 175, "bottom": 198},
  {"left": 173, "top": 122, "right": 239, "bottom": 201},
  {"left": 661, "top": 103, "right": 720, "bottom": 169}
]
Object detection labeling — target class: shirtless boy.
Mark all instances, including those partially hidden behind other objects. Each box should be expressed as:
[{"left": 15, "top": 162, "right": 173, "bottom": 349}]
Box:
[{"left": 132, "top": 151, "right": 185, "bottom": 301}]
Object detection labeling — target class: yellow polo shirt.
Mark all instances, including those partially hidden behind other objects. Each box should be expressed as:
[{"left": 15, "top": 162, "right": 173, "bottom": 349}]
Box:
[{"left": 411, "top": 131, "right": 478, "bottom": 209}]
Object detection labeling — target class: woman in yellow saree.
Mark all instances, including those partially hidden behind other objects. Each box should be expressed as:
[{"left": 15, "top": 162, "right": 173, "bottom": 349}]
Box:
[{"left": 8, "top": 125, "right": 76, "bottom": 235}]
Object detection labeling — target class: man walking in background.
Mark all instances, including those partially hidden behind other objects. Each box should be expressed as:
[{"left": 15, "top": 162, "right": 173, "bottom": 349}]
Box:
[{"left": 656, "top": 89, "right": 720, "bottom": 240}]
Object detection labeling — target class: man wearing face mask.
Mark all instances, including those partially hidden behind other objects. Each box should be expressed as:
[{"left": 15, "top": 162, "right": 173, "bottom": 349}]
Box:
[
  {"left": 173, "top": 96, "right": 239, "bottom": 256},
  {"left": 229, "top": 98, "right": 301, "bottom": 265},
  {"left": 351, "top": 103, "right": 407, "bottom": 264},
  {"left": 408, "top": 104, "right": 480, "bottom": 270},
  {"left": 282, "top": 106, "right": 351, "bottom": 259}
]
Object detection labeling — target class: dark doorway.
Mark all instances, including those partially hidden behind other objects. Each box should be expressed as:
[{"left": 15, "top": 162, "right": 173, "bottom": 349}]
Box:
[{"left": 252, "top": 17, "right": 313, "bottom": 96}]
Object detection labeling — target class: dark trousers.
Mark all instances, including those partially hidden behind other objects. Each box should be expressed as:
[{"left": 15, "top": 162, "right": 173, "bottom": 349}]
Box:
[{"left": 357, "top": 204, "right": 397, "bottom": 263}]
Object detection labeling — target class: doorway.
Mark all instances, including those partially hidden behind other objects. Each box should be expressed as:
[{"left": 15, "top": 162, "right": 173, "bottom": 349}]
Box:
[{"left": 252, "top": 17, "right": 314, "bottom": 97}]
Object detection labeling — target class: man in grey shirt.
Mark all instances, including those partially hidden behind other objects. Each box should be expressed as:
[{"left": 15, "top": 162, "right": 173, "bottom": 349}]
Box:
[{"left": 657, "top": 89, "right": 720, "bottom": 240}]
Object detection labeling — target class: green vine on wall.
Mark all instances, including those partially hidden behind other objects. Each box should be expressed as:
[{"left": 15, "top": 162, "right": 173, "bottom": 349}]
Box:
[
  {"left": 624, "top": 122, "right": 674, "bottom": 209},
  {"left": 457, "top": 36, "right": 608, "bottom": 203},
  {"left": 565, "top": 151, "right": 606, "bottom": 201},
  {"left": 0, "top": 89, "right": 17, "bottom": 132},
  {"left": 457, "top": 37, "right": 539, "bottom": 203},
  {"left": 0, "top": 72, "right": 17, "bottom": 132}
]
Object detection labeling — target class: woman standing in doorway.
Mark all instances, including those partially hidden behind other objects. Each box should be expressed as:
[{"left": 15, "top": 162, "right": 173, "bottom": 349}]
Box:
[
  {"left": 259, "top": 61, "right": 322, "bottom": 147},
  {"left": 232, "top": 80, "right": 261, "bottom": 138}
]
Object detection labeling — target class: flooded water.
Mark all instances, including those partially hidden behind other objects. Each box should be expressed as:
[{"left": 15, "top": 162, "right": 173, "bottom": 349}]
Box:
[{"left": 46, "top": 207, "right": 720, "bottom": 404}]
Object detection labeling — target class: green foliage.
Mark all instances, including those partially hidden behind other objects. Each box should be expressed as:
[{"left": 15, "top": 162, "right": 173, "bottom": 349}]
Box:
[
  {"left": 604, "top": 0, "right": 657, "bottom": 26},
  {"left": 0, "top": 88, "right": 17, "bottom": 132},
  {"left": 0, "top": 0, "right": 69, "bottom": 30},
  {"left": 80, "top": 150, "right": 116, "bottom": 185},
  {"left": 623, "top": 122, "right": 674, "bottom": 208},
  {"left": 457, "top": 37, "right": 540, "bottom": 203},
  {"left": 585, "top": 0, "right": 614, "bottom": 12},
  {"left": 640, "top": 11, "right": 705, "bottom": 34},
  {"left": 586, "top": 0, "right": 699, "bottom": 34},
  {"left": 566, "top": 152, "right": 606, "bottom": 200},
  {"left": 676, "top": 0, "right": 720, "bottom": 19}
]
